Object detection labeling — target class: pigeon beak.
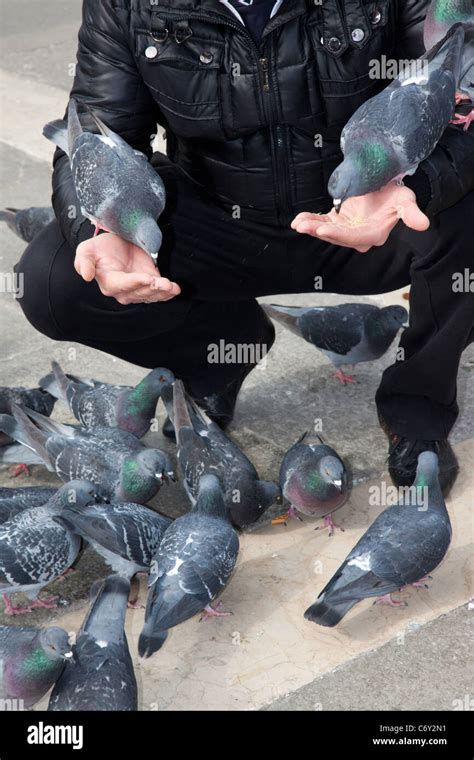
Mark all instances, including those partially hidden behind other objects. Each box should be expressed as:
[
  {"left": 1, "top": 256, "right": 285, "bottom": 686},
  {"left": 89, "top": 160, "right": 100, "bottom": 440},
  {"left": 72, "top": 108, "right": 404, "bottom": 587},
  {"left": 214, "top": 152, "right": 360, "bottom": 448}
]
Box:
[
  {"left": 333, "top": 199, "right": 342, "bottom": 214},
  {"left": 63, "top": 650, "right": 74, "bottom": 660},
  {"left": 149, "top": 252, "right": 158, "bottom": 266},
  {"left": 154, "top": 472, "right": 164, "bottom": 484},
  {"left": 333, "top": 479, "right": 343, "bottom": 491},
  {"left": 167, "top": 471, "right": 177, "bottom": 483},
  {"left": 402, "top": 320, "right": 409, "bottom": 328}
]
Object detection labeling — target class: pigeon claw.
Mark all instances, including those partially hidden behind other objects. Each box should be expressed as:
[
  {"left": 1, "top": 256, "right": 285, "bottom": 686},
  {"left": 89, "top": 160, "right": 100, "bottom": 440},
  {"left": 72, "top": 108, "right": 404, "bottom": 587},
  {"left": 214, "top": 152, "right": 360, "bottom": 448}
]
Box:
[
  {"left": 373, "top": 593, "right": 407, "bottom": 608},
  {"left": 334, "top": 369, "right": 356, "bottom": 385},
  {"left": 200, "top": 600, "right": 232, "bottom": 622},
  {"left": 450, "top": 109, "right": 474, "bottom": 131},
  {"left": 8, "top": 463, "right": 30, "bottom": 478}
]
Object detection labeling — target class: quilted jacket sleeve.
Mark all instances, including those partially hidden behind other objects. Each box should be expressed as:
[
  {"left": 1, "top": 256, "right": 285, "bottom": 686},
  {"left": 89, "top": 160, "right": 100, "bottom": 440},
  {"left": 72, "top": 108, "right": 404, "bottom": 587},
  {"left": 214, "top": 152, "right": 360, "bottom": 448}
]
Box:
[
  {"left": 51, "top": 0, "right": 159, "bottom": 248},
  {"left": 394, "top": 0, "right": 474, "bottom": 216}
]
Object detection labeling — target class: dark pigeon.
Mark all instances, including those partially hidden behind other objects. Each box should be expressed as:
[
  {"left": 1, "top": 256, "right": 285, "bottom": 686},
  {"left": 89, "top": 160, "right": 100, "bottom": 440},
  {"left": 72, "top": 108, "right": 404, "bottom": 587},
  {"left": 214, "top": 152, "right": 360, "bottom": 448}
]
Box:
[
  {"left": 164, "top": 380, "right": 280, "bottom": 528},
  {"left": 0, "top": 207, "right": 55, "bottom": 242},
  {"left": 43, "top": 98, "right": 166, "bottom": 263},
  {"left": 40, "top": 361, "right": 174, "bottom": 438},
  {"left": 0, "top": 386, "right": 56, "bottom": 447},
  {"left": 262, "top": 302, "right": 407, "bottom": 384},
  {"left": 274, "top": 433, "right": 350, "bottom": 533},
  {"left": 0, "top": 486, "right": 57, "bottom": 524},
  {"left": 328, "top": 23, "right": 471, "bottom": 209},
  {"left": 0, "top": 625, "right": 72, "bottom": 708},
  {"left": 139, "top": 474, "right": 239, "bottom": 658},
  {"left": 0, "top": 404, "right": 175, "bottom": 503},
  {"left": 48, "top": 575, "right": 137, "bottom": 711},
  {"left": 0, "top": 480, "right": 96, "bottom": 615},
  {"left": 305, "top": 451, "right": 452, "bottom": 626},
  {"left": 55, "top": 501, "right": 172, "bottom": 578}
]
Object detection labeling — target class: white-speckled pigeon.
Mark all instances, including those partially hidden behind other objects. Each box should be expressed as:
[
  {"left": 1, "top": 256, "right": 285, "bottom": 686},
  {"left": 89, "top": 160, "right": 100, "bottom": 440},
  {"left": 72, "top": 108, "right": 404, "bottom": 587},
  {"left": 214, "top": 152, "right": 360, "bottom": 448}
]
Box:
[
  {"left": 262, "top": 302, "right": 407, "bottom": 384},
  {"left": 0, "top": 625, "right": 72, "bottom": 708},
  {"left": 139, "top": 474, "right": 239, "bottom": 658},
  {"left": 0, "top": 486, "right": 57, "bottom": 524},
  {"left": 48, "top": 575, "right": 137, "bottom": 711},
  {"left": 40, "top": 361, "right": 174, "bottom": 437},
  {"left": 273, "top": 433, "right": 350, "bottom": 534},
  {"left": 0, "top": 207, "right": 55, "bottom": 243},
  {"left": 55, "top": 501, "right": 172, "bottom": 579},
  {"left": 328, "top": 23, "right": 471, "bottom": 209},
  {"left": 305, "top": 451, "right": 451, "bottom": 626},
  {"left": 0, "top": 404, "right": 175, "bottom": 503},
  {"left": 164, "top": 380, "right": 280, "bottom": 528},
  {"left": 43, "top": 99, "right": 166, "bottom": 263},
  {"left": 0, "top": 480, "right": 96, "bottom": 615}
]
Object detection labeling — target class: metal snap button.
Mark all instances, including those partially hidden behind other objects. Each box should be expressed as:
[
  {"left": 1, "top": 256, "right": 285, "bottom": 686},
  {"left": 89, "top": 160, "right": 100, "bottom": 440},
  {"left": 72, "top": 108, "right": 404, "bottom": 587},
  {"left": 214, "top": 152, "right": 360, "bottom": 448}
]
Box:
[
  {"left": 199, "top": 51, "right": 214, "bottom": 64},
  {"left": 145, "top": 46, "right": 158, "bottom": 59},
  {"left": 351, "top": 28, "right": 365, "bottom": 43},
  {"left": 327, "top": 37, "right": 342, "bottom": 52},
  {"left": 370, "top": 9, "right": 382, "bottom": 25}
]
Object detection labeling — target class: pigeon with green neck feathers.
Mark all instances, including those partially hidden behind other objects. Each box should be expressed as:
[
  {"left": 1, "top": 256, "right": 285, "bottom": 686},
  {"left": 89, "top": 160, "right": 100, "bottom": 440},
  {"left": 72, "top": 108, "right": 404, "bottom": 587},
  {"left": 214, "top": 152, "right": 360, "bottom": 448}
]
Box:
[
  {"left": 0, "top": 404, "right": 175, "bottom": 504},
  {"left": 0, "top": 625, "right": 72, "bottom": 708},
  {"left": 40, "top": 361, "right": 174, "bottom": 438},
  {"left": 305, "top": 452, "right": 452, "bottom": 627}
]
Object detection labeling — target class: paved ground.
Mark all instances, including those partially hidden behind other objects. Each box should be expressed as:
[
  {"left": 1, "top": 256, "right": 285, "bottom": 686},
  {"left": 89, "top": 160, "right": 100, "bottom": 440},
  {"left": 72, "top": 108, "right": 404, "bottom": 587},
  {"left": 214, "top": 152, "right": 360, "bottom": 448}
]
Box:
[{"left": 0, "top": 0, "right": 472, "bottom": 711}]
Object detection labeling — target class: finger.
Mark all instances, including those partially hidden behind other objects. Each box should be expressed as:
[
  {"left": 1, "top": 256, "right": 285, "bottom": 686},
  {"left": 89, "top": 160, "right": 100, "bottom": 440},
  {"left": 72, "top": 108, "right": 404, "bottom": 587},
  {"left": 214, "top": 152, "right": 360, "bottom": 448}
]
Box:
[
  {"left": 75, "top": 247, "right": 97, "bottom": 282},
  {"left": 291, "top": 212, "right": 329, "bottom": 230},
  {"left": 398, "top": 201, "right": 430, "bottom": 232},
  {"left": 97, "top": 271, "right": 155, "bottom": 298},
  {"left": 149, "top": 277, "right": 181, "bottom": 296}
]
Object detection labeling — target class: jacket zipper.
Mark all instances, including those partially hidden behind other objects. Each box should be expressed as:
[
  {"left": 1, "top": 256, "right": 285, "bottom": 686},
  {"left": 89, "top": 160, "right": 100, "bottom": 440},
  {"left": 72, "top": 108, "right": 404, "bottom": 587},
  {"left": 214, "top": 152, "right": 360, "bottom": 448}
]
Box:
[{"left": 154, "top": 11, "right": 293, "bottom": 217}]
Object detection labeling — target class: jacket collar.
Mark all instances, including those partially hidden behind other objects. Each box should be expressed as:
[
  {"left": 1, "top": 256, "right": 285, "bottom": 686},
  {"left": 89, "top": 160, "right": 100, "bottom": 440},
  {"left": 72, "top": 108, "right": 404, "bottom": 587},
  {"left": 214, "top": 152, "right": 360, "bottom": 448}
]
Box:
[{"left": 150, "top": 0, "right": 308, "bottom": 31}]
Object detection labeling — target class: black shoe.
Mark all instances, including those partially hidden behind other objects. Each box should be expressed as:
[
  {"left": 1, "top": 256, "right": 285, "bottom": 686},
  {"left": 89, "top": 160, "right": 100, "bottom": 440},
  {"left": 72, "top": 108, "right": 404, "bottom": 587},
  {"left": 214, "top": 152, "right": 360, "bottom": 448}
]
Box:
[{"left": 379, "top": 416, "right": 459, "bottom": 497}]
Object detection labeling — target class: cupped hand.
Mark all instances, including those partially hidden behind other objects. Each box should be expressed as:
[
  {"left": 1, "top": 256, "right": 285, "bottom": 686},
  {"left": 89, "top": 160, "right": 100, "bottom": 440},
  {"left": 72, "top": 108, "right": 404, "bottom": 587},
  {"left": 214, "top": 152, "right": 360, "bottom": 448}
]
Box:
[
  {"left": 291, "top": 183, "right": 430, "bottom": 253},
  {"left": 75, "top": 232, "right": 181, "bottom": 304}
]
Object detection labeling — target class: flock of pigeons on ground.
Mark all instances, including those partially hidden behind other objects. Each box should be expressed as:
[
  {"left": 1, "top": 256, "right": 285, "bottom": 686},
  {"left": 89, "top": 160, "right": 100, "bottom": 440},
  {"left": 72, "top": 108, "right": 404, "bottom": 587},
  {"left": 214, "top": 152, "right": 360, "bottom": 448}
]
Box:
[{"left": 0, "top": 0, "right": 470, "bottom": 711}]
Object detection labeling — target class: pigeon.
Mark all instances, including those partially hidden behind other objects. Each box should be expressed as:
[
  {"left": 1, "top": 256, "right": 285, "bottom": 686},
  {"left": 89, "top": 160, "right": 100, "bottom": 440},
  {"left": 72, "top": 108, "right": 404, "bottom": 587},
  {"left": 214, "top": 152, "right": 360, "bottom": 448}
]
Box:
[
  {"left": 0, "top": 404, "right": 176, "bottom": 503},
  {"left": 0, "top": 386, "right": 56, "bottom": 476},
  {"left": 262, "top": 303, "right": 408, "bottom": 384},
  {"left": 304, "top": 451, "right": 451, "bottom": 626},
  {"left": 0, "top": 486, "right": 57, "bottom": 524},
  {"left": 139, "top": 474, "right": 239, "bottom": 658},
  {"left": 40, "top": 361, "right": 174, "bottom": 437},
  {"left": 0, "top": 207, "right": 55, "bottom": 243},
  {"left": 328, "top": 23, "right": 471, "bottom": 210},
  {"left": 55, "top": 501, "right": 172, "bottom": 579},
  {"left": 49, "top": 575, "right": 137, "bottom": 711},
  {"left": 0, "top": 480, "right": 97, "bottom": 615},
  {"left": 424, "top": 0, "right": 472, "bottom": 51},
  {"left": 272, "top": 433, "right": 350, "bottom": 534},
  {"left": 43, "top": 98, "right": 166, "bottom": 263},
  {"left": 0, "top": 625, "right": 72, "bottom": 708},
  {"left": 164, "top": 380, "right": 280, "bottom": 528}
]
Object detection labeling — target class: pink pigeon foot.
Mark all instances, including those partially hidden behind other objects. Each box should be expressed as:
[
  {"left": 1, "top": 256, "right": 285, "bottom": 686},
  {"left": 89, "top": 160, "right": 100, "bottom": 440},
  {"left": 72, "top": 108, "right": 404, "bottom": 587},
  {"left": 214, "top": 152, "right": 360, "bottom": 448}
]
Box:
[
  {"left": 3, "top": 594, "right": 32, "bottom": 616},
  {"left": 450, "top": 110, "right": 474, "bottom": 131},
  {"left": 408, "top": 575, "right": 432, "bottom": 590},
  {"left": 27, "top": 596, "right": 59, "bottom": 611},
  {"left": 455, "top": 92, "right": 470, "bottom": 106},
  {"left": 3, "top": 593, "right": 59, "bottom": 615},
  {"left": 8, "top": 463, "right": 30, "bottom": 478},
  {"left": 334, "top": 368, "right": 356, "bottom": 385},
  {"left": 56, "top": 568, "right": 76, "bottom": 582},
  {"left": 373, "top": 593, "right": 407, "bottom": 608},
  {"left": 316, "top": 514, "right": 344, "bottom": 537},
  {"left": 272, "top": 504, "right": 303, "bottom": 525},
  {"left": 200, "top": 600, "right": 232, "bottom": 622}
]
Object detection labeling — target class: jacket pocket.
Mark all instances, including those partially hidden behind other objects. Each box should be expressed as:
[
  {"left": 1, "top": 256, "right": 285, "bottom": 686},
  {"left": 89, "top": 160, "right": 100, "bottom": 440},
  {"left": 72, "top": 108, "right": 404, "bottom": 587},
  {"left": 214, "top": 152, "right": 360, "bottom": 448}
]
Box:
[{"left": 135, "top": 31, "right": 226, "bottom": 140}]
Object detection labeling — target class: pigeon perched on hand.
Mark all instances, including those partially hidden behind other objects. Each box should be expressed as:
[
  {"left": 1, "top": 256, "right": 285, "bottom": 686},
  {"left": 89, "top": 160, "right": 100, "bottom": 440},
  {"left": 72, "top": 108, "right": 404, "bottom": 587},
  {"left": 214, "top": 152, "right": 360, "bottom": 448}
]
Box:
[
  {"left": 0, "top": 625, "right": 72, "bottom": 708},
  {"left": 139, "top": 474, "right": 239, "bottom": 658},
  {"left": 43, "top": 99, "right": 166, "bottom": 263},
  {"left": 262, "top": 303, "right": 407, "bottom": 384},
  {"left": 0, "top": 207, "right": 55, "bottom": 243},
  {"left": 55, "top": 501, "right": 172, "bottom": 579},
  {"left": 40, "top": 361, "right": 174, "bottom": 438},
  {"left": 0, "top": 404, "right": 175, "bottom": 503},
  {"left": 48, "top": 575, "right": 137, "bottom": 711},
  {"left": 0, "top": 386, "right": 56, "bottom": 476},
  {"left": 305, "top": 451, "right": 451, "bottom": 627},
  {"left": 0, "top": 486, "right": 57, "bottom": 524},
  {"left": 164, "top": 380, "right": 280, "bottom": 528},
  {"left": 0, "top": 480, "right": 96, "bottom": 615},
  {"left": 273, "top": 433, "right": 350, "bottom": 534},
  {"left": 328, "top": 23, "right": 471, "bottom": 209}
]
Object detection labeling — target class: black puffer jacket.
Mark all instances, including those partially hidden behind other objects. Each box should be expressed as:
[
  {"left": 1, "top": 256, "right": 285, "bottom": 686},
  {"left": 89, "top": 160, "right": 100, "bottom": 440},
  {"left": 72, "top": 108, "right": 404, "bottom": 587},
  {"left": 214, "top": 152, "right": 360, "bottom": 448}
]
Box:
[{"left": 53, "top": 0, "right": 474, "bottom": 245}]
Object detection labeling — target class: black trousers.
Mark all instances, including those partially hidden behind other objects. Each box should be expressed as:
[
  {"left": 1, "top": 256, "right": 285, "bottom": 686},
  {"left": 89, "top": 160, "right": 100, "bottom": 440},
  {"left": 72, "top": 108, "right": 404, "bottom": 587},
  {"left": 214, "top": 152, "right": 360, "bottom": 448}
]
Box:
[{"left": 15, "top": 154, "right": 474, "bottom": 440}]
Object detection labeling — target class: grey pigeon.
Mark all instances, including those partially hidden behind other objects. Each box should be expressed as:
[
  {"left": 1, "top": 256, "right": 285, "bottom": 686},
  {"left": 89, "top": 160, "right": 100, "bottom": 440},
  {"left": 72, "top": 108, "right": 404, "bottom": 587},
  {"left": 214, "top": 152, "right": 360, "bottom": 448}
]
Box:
[
  {"left": 0, "top": 625, "right": 72, "bottom": 708},
  {"left": 424, "top": 0, "right": 472, "bottom": 51},
  {"left": 262, "top": 302, "right": 407, "bottom": 384},
  {"left": 274, "top": 433, "right": 350, "bottom": 534},
  {"left": 0, "top": 486, "right": 57, "bottom": 524},
  {"left": 0, "top": 386, "right": 56, "bottom": 447},
  {"left": 164, "top": 380, "right": 280, "bottom": 528},
  {"left": 0, "top": 480, "right": 96, "bottom": 615},
  {"left": 328, "top": 23, "right": 471, "bottom": 209},
  {"left": 0, "top": 404, "right": 175, "bottom": 503},
  {"left": 0, "top": 207, "right": 55, "bottom": 243},
  {"left": 40, "top": 361, "right": 174, "bottom": 437},
  {"left": 48, "top": 575, "right": 137, "bottom": 711},
  {"left": 55, "top": 501, "right": 172, "bottom": 579},
  {"left": 305, "top": 451, "right": 451, "bottom": 626},
  {"left": 43, "top": 98, "right": 166, "bottom": 263},
  {"left": 139, "top": 474, "right": 239, "bottom": 658}
]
